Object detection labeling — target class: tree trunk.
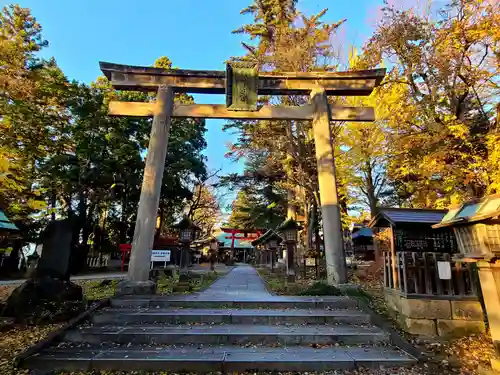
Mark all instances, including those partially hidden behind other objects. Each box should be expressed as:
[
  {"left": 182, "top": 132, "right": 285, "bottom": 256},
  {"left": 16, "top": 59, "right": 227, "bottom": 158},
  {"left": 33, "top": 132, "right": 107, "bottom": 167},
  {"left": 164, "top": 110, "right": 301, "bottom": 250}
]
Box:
[
  {"left": 120, "top": 182, "right": 129, "bottom": 244},
  {"left": 82, "top": 202, "right": 96, "bottom": 247},
  {"left": 364, "top": 161, "right": 379, "bottom": 218},
  {"left": 65, "top": 194, "right": 74, "bottom": 219},
  {"left": 51, "top": 190, "right": 56, "bottom": 221},
  {"left": 302, "top": 200, "right": 310, "bottom": 254},
  {"left": 75, "top": 191, "right": 86, "bottom": 244}
]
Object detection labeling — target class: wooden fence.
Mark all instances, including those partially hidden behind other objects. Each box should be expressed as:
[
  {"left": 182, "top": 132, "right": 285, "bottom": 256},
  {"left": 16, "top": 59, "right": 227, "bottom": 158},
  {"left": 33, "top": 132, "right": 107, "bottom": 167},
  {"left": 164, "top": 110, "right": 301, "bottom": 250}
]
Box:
[
  {"left": 383, "top": 251, "right": 478, "bottom": 297},
  {"left": 86, "top": 254, "right": 110, "bottom": 268}
]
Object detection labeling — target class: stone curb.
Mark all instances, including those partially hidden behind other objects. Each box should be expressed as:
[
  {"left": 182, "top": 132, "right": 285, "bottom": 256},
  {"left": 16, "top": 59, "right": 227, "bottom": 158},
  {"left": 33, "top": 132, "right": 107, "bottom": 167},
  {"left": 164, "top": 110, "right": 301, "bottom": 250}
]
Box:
[
  {"left": 14, "top": 298, "right": 111, "bottom": 368},
  {"left": 348, "top": 292, "right": 424, "bottom": 362}
]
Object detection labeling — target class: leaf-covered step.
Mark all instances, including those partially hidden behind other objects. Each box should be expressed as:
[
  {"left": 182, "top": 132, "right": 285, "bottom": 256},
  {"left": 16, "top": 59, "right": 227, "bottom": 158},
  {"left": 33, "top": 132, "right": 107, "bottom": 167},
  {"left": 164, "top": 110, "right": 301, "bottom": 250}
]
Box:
[{"left": 92, "top": 307, "right": 371, "bottom": 325}]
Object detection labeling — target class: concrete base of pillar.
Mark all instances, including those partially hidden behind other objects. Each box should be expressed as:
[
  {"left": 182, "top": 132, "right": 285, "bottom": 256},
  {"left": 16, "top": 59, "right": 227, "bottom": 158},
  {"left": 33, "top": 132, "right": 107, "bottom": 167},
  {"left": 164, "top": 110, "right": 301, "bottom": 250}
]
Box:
[{"left": 115, "top": 279, "right": 156, "bottom": 296}]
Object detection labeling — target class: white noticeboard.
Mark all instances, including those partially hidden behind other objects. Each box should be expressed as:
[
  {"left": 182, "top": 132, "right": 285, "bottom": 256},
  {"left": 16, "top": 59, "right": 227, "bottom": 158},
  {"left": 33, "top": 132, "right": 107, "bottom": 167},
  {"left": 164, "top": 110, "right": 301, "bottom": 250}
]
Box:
[
  {"left": 305, "top": 257, "right": 316, "bottom": 267},
  {"left": 150, "top": 250, "right": 171, "bottom": 269},
  {"left": 437, "top": 261, "right": 452, "bottom": 280}
]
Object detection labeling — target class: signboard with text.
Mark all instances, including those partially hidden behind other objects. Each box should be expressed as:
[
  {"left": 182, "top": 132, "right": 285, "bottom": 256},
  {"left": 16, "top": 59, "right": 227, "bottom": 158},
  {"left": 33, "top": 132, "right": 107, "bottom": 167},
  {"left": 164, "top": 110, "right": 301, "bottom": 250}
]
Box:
[{"left": 151, "top": 250, "right": 171, "bottom": 262}]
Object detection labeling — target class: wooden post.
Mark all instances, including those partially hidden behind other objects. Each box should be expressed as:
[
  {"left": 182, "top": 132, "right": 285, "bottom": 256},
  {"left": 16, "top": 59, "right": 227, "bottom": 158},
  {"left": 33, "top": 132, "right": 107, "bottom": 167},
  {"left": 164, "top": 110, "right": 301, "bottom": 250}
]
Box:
[
  {"left": 389, "top": 226, "right": 398, "bottom": 290},
  {"left": 128, "top": 86, "right": 174, "bottom": 282},
  {"left": 310, "top": 88, "right": 347, "bottom": 285},
  {"left": 284, "top": 190, "right": 296, "bottom": 267}
]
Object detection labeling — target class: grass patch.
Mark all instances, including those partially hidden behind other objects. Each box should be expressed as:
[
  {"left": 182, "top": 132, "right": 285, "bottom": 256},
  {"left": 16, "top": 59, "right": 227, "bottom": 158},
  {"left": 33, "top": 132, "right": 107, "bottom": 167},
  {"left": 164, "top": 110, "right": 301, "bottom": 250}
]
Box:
[
  {"left": 298, "top": 281, "right": 342, "bottom": 296},
  {"left": 76, "top": 279, "right": 120, "bottom": 301},
  {"left": 157, "top": 271, "right": 220, "bottom": 295},
  {"left": 257, "top": 268, "right": 342, "bottom": 296}
]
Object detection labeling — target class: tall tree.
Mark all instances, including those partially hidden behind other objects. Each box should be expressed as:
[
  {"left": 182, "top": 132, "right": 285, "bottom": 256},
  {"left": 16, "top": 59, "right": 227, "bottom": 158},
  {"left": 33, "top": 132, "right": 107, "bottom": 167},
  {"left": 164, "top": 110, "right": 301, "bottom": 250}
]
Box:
[
  {"left": 186, "top": 184, "right": 221, "bottom": 236},
  {"left": 358, "top": 0, "right": 500, "bottom": 207},
  {"left": 0, "top": 5, "right": 54, "bottom": 219},
  {"left": 227, "top": 1, "right": 347, "bottom": 249}
]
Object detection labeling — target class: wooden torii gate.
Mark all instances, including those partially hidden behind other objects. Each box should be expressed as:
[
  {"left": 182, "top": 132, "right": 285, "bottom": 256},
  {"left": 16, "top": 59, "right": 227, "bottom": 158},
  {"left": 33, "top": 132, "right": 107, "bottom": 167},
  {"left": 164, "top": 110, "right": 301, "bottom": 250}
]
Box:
[{"left": 100, "top": 61, "right": 385, "bottom": 288}]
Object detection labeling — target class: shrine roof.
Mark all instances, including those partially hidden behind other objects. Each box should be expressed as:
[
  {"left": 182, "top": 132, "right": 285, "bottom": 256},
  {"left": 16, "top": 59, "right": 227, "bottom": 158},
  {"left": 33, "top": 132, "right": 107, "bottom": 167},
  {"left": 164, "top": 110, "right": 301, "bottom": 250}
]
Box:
[
  {"left": 433, "top": 193, "right": 500, "bottom": 229},
  {"left": 351, "top": 227, "right": 373, "bottom": 239},
  {"left": 251, "top": 230, "right": 283, "bottom": 246},
  {"left": 0, "top": 210, "right": 18, "bottom": 231},
  {"left": 220, "top": 227, "right": 264, "bottom": 233},
  {"left": 368, "top": 208, "right": 448, "bottom": 228}
]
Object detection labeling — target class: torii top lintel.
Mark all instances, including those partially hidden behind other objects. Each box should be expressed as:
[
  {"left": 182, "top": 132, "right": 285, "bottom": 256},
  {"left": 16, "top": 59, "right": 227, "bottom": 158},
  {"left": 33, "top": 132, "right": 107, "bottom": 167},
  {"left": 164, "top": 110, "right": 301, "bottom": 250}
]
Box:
[{"left": 99, "top": 62, "right": 386, "bottom": 97}]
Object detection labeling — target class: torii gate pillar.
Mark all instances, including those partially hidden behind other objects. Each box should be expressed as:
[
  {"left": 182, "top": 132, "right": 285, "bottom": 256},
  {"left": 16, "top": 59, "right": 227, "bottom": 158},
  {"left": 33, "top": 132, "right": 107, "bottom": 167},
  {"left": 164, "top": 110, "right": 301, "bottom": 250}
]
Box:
[
  {"left": 117, "top": 85, "right": 174, "bottom": 295},
  {"left": 311, "top": 88, "right": 347, "bottom": 285}
]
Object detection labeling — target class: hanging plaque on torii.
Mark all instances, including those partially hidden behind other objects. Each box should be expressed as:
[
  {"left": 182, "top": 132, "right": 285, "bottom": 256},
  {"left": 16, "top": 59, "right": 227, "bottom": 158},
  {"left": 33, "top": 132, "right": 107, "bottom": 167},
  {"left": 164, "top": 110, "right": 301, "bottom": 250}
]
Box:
[{"left": 226, "top": 61, "right": 259, "bottom": 111}]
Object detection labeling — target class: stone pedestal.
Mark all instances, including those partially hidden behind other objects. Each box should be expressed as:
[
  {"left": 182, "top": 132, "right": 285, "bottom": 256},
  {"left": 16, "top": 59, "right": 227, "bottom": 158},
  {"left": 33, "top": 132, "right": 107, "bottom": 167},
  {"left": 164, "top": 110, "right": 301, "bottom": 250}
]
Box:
[
  {"left": 477, "top": 261, "right": 500, "bottom": 367},
  {"left": 174, "top": 265, "right": 191, "bottom": 293},
  {"left": 384, "top": 289, "right": 485, "bottom": 337},
  {"left": 115, "top": 279, "right": 156, "bottom": 296},
  {"left": 286, "top": 243, "right": 296, "bottom": 282}
]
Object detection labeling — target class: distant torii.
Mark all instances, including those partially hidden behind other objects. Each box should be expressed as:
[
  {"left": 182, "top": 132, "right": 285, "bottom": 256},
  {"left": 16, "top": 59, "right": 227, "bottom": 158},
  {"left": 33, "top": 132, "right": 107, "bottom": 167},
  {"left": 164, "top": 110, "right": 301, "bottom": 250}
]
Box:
[{"left": 220, "top": 228, "right": 264, "bottom": 249}]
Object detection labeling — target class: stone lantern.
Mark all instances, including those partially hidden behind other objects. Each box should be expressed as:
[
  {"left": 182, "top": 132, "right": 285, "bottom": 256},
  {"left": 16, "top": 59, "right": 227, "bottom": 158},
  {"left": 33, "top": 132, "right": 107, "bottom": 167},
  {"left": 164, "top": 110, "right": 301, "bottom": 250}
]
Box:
[
  {"left": 433, "top": 194, "right": 500, "bottom": 371},
  {"left": 173, "top": 217, "right": 200, "bottom": 283},
  {"left": 209, "top": 237, "right": 219, "bottom": 271},
  {"left": 278, "top": 218, "right": 301, "bottom": 281}
]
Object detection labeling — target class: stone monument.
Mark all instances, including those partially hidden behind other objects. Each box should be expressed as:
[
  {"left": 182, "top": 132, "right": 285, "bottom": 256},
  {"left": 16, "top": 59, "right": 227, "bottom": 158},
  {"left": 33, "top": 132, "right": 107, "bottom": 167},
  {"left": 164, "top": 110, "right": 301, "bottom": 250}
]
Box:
[{"left": 2, "top": 220, "right": 84, "bottom": 323}]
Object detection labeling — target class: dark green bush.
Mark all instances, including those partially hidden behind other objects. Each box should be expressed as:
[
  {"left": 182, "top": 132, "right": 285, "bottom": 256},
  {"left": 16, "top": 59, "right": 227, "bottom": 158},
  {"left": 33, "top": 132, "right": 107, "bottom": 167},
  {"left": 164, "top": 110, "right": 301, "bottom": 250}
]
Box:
[{"left": 298, "top": 281, "right": 342, "bottom": 296}]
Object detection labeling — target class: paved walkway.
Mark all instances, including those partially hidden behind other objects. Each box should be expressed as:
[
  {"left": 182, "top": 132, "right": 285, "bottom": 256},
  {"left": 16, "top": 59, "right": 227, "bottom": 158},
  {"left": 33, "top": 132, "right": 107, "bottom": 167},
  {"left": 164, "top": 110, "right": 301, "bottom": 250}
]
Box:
[{"left": 198, "top": 264, "right": 270, "bottom": 298}]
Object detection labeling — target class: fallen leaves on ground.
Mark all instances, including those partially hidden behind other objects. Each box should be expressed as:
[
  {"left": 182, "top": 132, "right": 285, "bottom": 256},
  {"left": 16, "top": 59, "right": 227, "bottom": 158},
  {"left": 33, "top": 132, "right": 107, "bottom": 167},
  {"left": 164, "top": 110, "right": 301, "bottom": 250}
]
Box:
[
  {"left": 48, "top": 368, "right": 439, "bottom": 375},
  {"left": 349, "top": 265, "right": 495, "bottom": 375},
  {"left": 0, "top": 286, "right": 16, "bottom": 303},
  {"left": 0, "top": 273, "right": 223, "bottom": 374},
  {"left": 0, "top": 279, "right": 118, "bottom": 304},
  {"left": 0, "top": 323, "right": 62, "bottom": 375}
]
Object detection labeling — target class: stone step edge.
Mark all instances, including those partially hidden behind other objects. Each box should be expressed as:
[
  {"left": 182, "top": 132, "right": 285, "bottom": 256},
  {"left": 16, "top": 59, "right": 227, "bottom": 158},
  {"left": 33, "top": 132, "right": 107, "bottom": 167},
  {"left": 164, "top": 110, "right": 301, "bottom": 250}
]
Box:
[
  {"left": 75, "top": 324, "right": 386, "bottom": 335},
  {"left": 110, "top": 300, "right": 359, "bottom": 309},
  {"left": 94, "top": 307, "right": 368, "bottom": 317},
  {"left": 111, "top": 295, "right": 355, "bottom": 301},
  {"left": 23, "top": 346, "right": 417, "bottom": 372}
]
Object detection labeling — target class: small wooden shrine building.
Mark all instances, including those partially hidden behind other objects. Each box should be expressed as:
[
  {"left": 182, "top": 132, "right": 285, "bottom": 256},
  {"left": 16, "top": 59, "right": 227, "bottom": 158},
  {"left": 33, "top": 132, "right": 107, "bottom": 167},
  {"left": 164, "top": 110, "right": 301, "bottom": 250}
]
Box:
[
  {"left": 368, "top": 208, "right": 484, "bottom": 337},
  {"left": 251, "top": 230, "right": 283, "bottom": 268}
]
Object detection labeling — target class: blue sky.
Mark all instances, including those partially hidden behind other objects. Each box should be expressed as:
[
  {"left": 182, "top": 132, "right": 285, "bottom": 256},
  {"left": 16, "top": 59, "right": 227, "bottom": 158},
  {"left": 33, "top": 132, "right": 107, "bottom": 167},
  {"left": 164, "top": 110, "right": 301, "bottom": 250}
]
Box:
[{"left": 3, "top": 0, "right": 384, "bottom": 208}]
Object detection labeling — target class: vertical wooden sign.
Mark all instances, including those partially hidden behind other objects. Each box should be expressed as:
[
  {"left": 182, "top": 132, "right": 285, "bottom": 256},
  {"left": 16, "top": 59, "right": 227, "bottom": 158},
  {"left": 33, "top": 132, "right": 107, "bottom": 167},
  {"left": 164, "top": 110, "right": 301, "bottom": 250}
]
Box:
[{"left": 226, "top": 61, "right": 258, "bottom": 111}]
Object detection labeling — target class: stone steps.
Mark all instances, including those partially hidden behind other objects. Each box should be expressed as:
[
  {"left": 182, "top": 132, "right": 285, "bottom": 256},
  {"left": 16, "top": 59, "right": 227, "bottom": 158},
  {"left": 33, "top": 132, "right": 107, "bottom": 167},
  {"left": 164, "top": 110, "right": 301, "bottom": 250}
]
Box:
[
  {"left": 65, "top": 324, "right": 388, "bottom": 345},
  {"left": 110, "top": 295, "right": 358, "bottom": 309},
  {"left": 24, "top": 346, "right": 415, "bottom": 372},
  {"left": 21, "top": 266, "right": 417, "bottom": 372},
  {"left": 92, "top": 307, "right": 371, "bottom": 325}
]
